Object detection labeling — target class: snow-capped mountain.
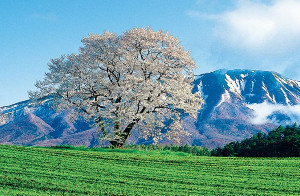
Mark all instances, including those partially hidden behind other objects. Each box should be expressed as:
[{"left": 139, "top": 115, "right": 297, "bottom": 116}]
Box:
[
  {"left": 1, "top": 69, "right": 300, "bottom": 148},
  {"left": 188, "top": 69, "right": 300, "bottom": 147},
  {"left": 194, "top": 69, "right": 300, "bottom": 107}
]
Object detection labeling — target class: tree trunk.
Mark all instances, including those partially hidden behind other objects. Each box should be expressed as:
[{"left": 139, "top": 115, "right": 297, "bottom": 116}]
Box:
[{"left": 109, "top": 121, "right": 136, "bottom": 147}]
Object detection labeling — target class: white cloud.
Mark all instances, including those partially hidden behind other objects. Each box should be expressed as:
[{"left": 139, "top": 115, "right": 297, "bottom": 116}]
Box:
[
  {"left": 187, "top": 0, "right": 300, "bottom": 80},
  {"left": 247, "top": 103, "right": 300, "bottom": 125},
  {"left": 214, "top": 0, "right": 300, "bottom": 53}
]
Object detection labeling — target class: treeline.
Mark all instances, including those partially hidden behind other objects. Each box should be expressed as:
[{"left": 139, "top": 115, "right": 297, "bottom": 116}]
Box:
[{"left": 212, "top": 123, "right": 300, "bottom": 157}]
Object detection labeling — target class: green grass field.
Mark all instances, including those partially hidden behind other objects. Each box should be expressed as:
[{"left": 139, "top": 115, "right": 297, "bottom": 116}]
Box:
[{"left": 0, "top": 145, "right": 299, "bottom": 195}]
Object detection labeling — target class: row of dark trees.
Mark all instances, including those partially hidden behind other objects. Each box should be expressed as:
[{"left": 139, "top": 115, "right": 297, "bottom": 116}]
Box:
[{"left": 212, "top": 123, "right": 300, "bottom": 157}]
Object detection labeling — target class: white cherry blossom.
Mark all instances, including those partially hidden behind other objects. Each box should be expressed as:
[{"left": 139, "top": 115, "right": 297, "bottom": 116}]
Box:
[{"left": 30, "top": 28, "right": 203, "bottom": 147}]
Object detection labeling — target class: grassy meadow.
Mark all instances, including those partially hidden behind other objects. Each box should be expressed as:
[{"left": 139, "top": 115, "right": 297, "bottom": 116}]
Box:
[{"left": 0, "top": 145, "right": 299, "bottom": 195}]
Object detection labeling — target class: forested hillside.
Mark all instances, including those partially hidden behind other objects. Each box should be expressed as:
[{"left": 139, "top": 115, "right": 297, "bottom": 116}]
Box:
[{"left": 212, "top": 123, "right": 300, "bottom": 157}]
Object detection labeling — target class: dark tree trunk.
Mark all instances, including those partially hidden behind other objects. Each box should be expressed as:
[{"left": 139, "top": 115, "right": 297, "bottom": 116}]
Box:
[{"left": 109, "top": 121, "right": 136, "bottom": 147}]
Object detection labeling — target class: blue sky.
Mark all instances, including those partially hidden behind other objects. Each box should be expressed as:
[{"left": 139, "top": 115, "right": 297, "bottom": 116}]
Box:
[{"left": 1, "top": 0, "right": 300, "bottom": 106}]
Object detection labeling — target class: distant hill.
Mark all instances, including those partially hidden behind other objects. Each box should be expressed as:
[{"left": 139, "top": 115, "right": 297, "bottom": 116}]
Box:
[{"left": 1, "top": 69, "right": 300, "bottom": 148}]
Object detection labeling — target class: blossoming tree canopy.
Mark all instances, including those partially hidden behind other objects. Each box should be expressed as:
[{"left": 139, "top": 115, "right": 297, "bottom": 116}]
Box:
[{"left": 30, "top": 27, "right": 203, "bottom": 147}]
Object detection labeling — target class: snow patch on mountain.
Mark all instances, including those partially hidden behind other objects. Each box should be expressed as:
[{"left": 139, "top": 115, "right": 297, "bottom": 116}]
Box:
[
  {"left": 196, "top": 80, "right": 207, "bottom": 100},
  {"left": 280, "top": 87, "right": 290, "bottom": 105},
  {"left": 216, "top": 90, "right": 230, "bottom": 107},
  {"left": 225, "top": 74, "right": 242, "bottom": 99},
  {"left": 262, "top": 82, "right": 276, "bottom": 103},
  {"left": 240, "top": 73, "right": 248, "bottom": 78}
]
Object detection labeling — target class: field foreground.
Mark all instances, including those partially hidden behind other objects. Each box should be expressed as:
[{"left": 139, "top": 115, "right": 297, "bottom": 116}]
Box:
[{"left": 0, "top": 145, "right": 299, "bottom": 195}]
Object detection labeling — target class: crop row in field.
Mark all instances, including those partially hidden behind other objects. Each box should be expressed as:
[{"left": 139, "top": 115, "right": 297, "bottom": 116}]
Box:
[{"left": 0, "top": 145, "right": 299, "bottom": 195}]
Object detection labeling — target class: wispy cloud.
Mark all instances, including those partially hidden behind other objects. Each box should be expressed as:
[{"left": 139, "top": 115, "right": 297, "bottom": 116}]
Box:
[
  {"left": 247, "top": 103, "right": 300, "bottom": 125},
  {"left": 187, "top": 0, "right": 300, "bottom": 80},
  {"left": 213, "top": 0, "right": 300, "bottom": 53},
  {"left": 31, "top": 12, "right": 57, "bottom": 22}
]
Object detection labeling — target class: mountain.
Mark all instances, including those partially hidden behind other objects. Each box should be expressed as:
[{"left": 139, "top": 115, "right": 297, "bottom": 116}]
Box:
[
  {"left": 1, "top": 69, "right": 300, "bottom": 148},
  {"left": 189, "top": 69, "right": 300, "bottom": 147},
  {"left": 0, "top": 98, "right": 101, "bottom": 147}
]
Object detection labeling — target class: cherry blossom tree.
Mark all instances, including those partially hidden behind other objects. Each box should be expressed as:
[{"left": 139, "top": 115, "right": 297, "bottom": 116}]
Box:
[{"left": 30, "top": 28, "right": 203, "bottom": 147}]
